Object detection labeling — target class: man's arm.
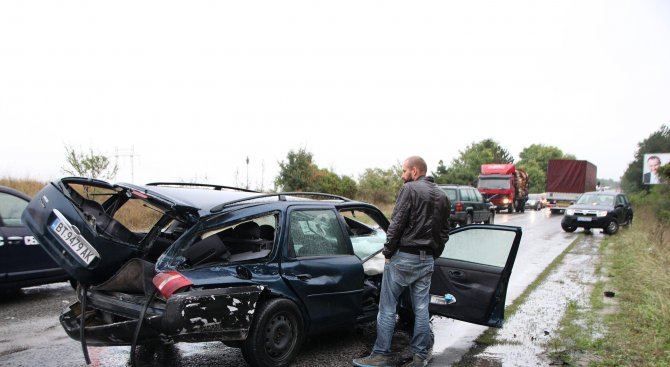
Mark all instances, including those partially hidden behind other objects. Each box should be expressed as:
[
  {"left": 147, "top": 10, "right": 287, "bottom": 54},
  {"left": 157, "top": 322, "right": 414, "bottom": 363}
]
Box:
[
  {"left": 383, "top": 186, "right": 411, "bottom": 259},
  {"left": 435, "top": 196, "right": 450, "bottom": 258}
]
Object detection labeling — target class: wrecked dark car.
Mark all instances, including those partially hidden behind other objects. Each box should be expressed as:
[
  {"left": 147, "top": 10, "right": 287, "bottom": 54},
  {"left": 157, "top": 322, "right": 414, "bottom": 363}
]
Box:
[{"left": 22, "top": 177, "right": 522, "bottom": 367}]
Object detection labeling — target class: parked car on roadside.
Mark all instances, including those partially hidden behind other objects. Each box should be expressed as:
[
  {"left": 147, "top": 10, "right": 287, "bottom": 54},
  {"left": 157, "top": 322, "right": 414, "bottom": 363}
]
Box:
[
  {"left": 22, "top": 177, "right": 522, "bottom": 367},
  {"left": 561, "top": 191, "right": 633, "bottom": 235},
  {"left": 525, "top": 194, "right": 547, "bottom": 211},
  {"left": 439, "top": 184, "right": 495, "bottom": 227},
  {"left": 0, "top": 185, "right": 69, "bottom": 290}
]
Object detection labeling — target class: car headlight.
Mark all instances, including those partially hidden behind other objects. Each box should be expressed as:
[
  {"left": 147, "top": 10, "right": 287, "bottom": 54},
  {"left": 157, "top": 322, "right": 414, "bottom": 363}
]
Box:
[
  {"left": 566, "top": 209, "right": 575, "bottom": 216},
  {"left": 502, "top": 198, "right": 510, "bottom": 204},
  {"left": 596, "top": 211, "right": 608, "bottom": 217}
]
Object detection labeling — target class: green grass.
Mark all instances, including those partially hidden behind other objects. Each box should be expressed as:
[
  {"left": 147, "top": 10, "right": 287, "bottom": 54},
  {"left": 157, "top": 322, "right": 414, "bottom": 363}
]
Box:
[{"left": 548, "top": 206, "right": 670, "bottom": 367}]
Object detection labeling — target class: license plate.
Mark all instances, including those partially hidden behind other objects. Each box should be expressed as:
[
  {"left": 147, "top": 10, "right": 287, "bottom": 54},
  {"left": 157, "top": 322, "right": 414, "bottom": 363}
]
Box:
[
  {"left": 577, "top": 217, "right": 592, "bottom": 222},
  {"left": 50, "top": 212, "right": 99, "bottom": 265}
]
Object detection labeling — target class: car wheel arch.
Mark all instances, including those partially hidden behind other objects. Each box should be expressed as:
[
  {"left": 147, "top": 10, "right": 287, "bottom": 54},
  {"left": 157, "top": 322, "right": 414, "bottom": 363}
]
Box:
[
  {"left": 242, "top": 297, "right": 305, "bottom": 367},
  {"left": 604, "top": 219, "right": 619, "bottom": 235}
]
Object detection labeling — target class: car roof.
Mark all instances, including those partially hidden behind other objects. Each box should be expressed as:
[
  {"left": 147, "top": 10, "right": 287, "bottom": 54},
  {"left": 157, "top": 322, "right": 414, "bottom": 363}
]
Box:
[
  {"left": 135, "top": 184, "right": 258, "bottom": 214},
  {"left": 582, "top": 191, "right": 619, "bottom": 196},
  {"left": 438, "top": 184, "right": 474, "bottom": 189},
  {"left": 126, "top": 183, "right": 357, "bottom": 216},
  {"left": 0, "top": 185, "right": 31, "bottom": 201}
]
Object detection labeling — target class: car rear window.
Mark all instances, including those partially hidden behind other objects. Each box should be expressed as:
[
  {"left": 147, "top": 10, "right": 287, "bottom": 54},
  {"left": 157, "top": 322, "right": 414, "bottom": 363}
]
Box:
[
  {"left": 65, "top": 182, "right": 169, "bottom": 241},
  {"left": 441, "top": 188, "right": 457, "bottom": 202}
]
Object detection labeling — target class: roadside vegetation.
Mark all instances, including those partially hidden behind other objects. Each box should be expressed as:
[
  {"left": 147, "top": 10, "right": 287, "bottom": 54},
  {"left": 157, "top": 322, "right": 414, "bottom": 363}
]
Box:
[
  {"left": 547, "top": 198, "right": 670, "bottom": 366},
  {"left": 547, "top": 124, "right": 670, "bottom": 366},
  {"left": 0, "top": 177, "right": 46, "bottom": 197}
]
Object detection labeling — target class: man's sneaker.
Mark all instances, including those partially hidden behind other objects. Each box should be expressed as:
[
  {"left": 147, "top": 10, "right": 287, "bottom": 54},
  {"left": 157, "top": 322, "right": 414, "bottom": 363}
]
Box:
[
  {"left": 352, "top": 352, "right": 393, "bottom": 367},
  {"left": 401, "top": 353, "right": 429, "bottom": 367}
]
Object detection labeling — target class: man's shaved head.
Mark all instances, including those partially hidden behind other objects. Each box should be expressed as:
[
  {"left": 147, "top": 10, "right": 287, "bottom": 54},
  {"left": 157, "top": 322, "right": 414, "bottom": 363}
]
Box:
[{"left": 405, "top": 156, "right": 427, "bottom": 175}]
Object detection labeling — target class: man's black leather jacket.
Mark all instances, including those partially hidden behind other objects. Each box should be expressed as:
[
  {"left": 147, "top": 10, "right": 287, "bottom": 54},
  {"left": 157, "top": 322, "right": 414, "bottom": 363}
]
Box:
[{"left": 383, "top": 176, "right": 451, "bottom": 259}]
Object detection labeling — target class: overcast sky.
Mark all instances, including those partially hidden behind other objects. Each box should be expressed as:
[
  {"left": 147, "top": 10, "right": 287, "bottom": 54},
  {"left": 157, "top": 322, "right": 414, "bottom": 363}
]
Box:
[{"left": 1, "top": 1, "right": 669, "bottom": 189}]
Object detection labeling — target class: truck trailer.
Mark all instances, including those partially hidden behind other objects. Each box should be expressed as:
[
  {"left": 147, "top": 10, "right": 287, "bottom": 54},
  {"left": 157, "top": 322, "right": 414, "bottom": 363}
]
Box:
[
  {"left": 546, "top": 159, "right": 597, "bottom": 214},
  {"left": 477, "top": 164, "right": 529, "bottom": 214}
]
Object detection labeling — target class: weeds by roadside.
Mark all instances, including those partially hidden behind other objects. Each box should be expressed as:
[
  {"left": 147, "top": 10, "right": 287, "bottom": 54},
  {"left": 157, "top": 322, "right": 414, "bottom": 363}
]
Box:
[
  {"left": 548, "top": 205, "right": 670, "bottom": 366},
  {"left": 0, "top": 177, "right": 47, "bottom": 197}
]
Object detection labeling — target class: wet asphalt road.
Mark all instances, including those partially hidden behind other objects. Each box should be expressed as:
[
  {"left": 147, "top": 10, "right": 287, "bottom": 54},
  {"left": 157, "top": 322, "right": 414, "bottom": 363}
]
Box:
[{"left": 0, "top": 209, "right": 588, "bottom": 367}]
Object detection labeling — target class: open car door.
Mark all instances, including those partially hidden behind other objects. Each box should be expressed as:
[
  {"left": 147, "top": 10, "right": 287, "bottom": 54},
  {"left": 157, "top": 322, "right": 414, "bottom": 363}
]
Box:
[
  {"left": 21, "top": 177, "right": 194, "bottom": 285},
  {"left": 429, "top": 224, "right": 521, "bottom": 328}
]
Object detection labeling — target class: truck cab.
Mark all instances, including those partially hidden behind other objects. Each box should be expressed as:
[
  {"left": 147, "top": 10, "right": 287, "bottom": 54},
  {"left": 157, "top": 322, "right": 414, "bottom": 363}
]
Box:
[{"left": 477, "top": 164, "right": 528, "bottom": 214}]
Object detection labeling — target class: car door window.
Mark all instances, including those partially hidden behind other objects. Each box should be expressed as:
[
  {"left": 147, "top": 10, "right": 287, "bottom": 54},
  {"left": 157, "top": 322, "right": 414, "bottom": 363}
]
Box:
[
  {"left": 440, "top": 227, "right": 516, "bottom": 267},
  {"left": 340, "top": 209, "right": 387, "bottom": 260},
  {"left": 472, "top": 190, "right": 483, "bottom": 202},
  {"left": 459, "top": 188, "right": 471, "bottom": 202},
  {"left": 0, "top": 192, "right": 29, "bottom": 227},
  {"left": 616, "top": 195, "right": 625, "bottom": 206},
  {"left": 290, "top": 210, "right": 348, "bottom": 257}
]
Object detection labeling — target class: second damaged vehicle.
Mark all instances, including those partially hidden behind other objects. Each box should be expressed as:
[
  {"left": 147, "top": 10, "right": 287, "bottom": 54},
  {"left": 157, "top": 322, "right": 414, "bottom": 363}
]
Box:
[{"left": 23, "top": 177, "right": 522, "bottom": 367}]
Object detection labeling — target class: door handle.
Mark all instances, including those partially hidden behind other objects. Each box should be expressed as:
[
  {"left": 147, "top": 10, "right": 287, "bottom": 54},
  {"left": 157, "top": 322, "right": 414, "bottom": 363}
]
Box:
[
  {"left": 296, "top": 274, "right": 312, "bottom": 281},
  {"left": 448, "top": 270, "right": 465, "bottom": 279},
  {"left": 7, "top": 236, "right": 23, "bottom": 245}
]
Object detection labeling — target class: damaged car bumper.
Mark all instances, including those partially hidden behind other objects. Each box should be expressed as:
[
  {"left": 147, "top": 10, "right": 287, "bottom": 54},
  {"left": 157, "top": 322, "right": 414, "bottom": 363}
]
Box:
[{"left": 60, "top": 285, "right": 264, "bottom": 346}]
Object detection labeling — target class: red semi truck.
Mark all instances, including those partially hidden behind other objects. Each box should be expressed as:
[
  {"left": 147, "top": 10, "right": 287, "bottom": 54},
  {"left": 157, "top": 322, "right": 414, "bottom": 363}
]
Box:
[
  {"left": 546, "top": 159, "right": 597, "bottom": 214},
  {"left": 477, "top": 164, "right": 529, "bottom": 214}
]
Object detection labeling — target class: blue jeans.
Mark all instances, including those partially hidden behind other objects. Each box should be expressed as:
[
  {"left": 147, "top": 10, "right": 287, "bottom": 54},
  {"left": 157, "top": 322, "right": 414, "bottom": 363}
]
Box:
[{"left": 372, "top": 251, "right": 434, "bottom": 359}]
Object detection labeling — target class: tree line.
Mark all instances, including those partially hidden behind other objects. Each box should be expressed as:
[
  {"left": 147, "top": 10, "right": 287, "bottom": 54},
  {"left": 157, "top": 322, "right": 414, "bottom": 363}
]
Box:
[
  {"left": 274, "top": 141, "right": 576, "bottom": 204},
  {"left": 63, "top": 125, "right": 670, "bottom": 206}
]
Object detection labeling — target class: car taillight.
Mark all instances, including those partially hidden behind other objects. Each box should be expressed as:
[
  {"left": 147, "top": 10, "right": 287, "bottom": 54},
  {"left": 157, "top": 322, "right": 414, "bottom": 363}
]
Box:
[
  {"left": 152, "top": 271, "right": 193, "bottom": 299},
  {"left": 455, "top": 202, "right": 463, "bottom": 212}
]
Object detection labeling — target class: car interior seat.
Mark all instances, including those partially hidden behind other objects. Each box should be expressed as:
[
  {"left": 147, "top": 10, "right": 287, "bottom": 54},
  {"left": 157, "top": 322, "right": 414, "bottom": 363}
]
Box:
[
  {"left": 183, "top": 234, "right": 230, "bottom": 266},
  {"left": 259, "top": 224, "right": 275, "bottom": 241}
]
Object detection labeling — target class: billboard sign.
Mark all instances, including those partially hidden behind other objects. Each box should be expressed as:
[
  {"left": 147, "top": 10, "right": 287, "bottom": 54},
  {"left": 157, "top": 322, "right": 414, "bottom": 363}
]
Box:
[{"left": 643, "top": 153, "right": 670, "bottom": 185}]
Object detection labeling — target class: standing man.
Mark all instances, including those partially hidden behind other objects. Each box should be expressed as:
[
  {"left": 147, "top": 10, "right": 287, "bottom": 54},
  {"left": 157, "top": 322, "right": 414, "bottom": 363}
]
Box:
[{"left": 353, "top": 156, "right": 450, "bottom": 367}]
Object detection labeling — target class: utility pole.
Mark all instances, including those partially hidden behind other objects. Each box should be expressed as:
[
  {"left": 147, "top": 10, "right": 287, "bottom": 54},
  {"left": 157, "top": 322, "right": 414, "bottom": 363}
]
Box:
[
  {"left": 115, "top": 146, "right": 136, "bottom": 182},
  {"left": 245, "top": 156, "right": 250, "bottom": 190},
  {"left": 261, "top": 160, "right": 265, "bottom": 192}
]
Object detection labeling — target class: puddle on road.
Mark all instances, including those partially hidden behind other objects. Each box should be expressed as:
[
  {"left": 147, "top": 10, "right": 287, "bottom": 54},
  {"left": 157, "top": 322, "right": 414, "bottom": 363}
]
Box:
[{"left": 461, "top": 233, "right": 603, "bottom": 366}]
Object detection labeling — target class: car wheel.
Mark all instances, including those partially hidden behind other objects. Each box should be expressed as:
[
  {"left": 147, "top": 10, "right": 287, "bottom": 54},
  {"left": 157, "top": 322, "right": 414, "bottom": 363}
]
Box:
[
  {"left": 507, "top": 204, "right": 513, "bottom": 214},
  {"left": 242, "top": 298, "right": 304, "bottom": 367},
  {"left": 561, "top": 222, "right": 577, "bottom": 232},
  {"left": 483, "top": 212, "right": 494, "bottom": 224},
  {"left": 536, "top": 203, "right": 541, "bottom": 211},
  {"left": 625, "top": 215, "right": 633, "bottom": 227},
  {"left": 604, "top": 220, "right": 619, "bottom": 235}
]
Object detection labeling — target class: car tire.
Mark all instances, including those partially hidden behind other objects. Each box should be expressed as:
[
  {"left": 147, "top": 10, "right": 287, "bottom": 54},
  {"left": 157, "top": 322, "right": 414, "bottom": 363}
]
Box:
[
  {"left": 625, "top": 215, "right": 633, "bottom": 227},
  {"left": 604, "top": 220, "right": 619, "bottom": 235},
  {"left": 507, "top": 204, "right": 513, "bottom": 214},
  {"left": 536, "top": 204, "right": 541, "bottom": 211},
  {"left": 483, "top": 212, "right": 494, "bottom": 224},
  {"left": 561, "top": 223, "right": 577, "bottom": 232},
  {"left": 242, "top": 298, "right": 304, "bottom": 367}
]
